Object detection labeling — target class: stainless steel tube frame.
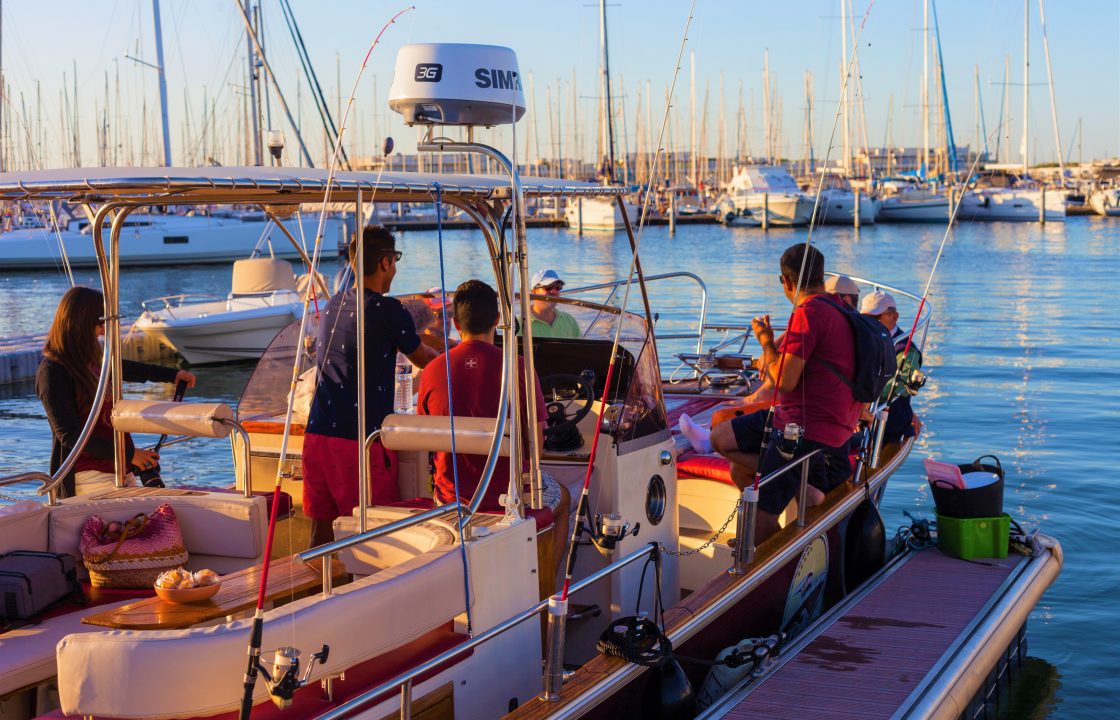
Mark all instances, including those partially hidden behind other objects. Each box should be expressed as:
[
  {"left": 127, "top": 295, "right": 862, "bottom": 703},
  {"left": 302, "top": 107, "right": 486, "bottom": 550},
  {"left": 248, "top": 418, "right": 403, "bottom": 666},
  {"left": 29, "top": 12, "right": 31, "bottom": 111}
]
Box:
[
  {"left": 355, "top": 189, "right": 369, "bottom": 534},
  {"left": 217, "top": 418, "right": 254, "bottom": 498},
  {"left": 310, "top": 543, "right": 657, "bottom": 720},
  {"left": 418, "top": 138, "right": 540, "bottom": 512},
  {"left": 542, "top": 595, "right": 569, "bottom": 701},
  {"left": 730, "top": 487, "right": 759, "bottom": 575},
  {"left": 261, "top": 207, "right": 331, "bottom": 296},
  {"left": 109, "top": 206, "right": 138, "bottom": 487}
]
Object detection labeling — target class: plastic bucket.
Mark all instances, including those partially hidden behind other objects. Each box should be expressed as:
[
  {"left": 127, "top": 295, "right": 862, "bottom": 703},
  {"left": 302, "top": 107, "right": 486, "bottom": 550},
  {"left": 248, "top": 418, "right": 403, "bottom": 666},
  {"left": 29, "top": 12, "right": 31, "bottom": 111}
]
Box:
[{"left": 929, "top": 455, "right": 1005, "bottom": 519}]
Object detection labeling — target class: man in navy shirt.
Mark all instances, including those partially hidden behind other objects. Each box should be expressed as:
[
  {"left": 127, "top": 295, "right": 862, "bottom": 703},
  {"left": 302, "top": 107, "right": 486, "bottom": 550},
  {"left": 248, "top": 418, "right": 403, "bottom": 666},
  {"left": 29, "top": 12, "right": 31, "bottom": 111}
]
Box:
[{"left": 303, "top": 225, "right": 437, "bottom": 547}]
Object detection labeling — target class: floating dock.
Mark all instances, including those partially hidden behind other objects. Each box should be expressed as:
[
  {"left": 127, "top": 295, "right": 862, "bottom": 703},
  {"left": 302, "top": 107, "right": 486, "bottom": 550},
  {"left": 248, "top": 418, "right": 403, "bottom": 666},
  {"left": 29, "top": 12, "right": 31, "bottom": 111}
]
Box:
[
  {"left": 699, "top": 542, "right": 1062, "bottom": 720},
  {"left": 0, "top": 326, "right": 177, "bottom": 386}
]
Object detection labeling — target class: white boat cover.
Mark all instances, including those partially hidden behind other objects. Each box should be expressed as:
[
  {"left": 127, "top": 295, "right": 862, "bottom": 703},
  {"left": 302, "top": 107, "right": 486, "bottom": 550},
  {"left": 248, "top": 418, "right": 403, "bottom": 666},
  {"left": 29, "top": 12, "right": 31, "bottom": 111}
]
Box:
[
  {"left": 231, "top": 258, "right": 298, "bottom": 294},
  {"left": 112, "top": 400, "right": 235, "bottom": 438}
]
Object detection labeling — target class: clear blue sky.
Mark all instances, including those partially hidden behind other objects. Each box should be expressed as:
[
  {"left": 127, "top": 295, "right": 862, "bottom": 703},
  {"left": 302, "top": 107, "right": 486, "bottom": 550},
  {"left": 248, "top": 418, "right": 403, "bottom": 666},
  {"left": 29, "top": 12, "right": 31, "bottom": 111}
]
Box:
[{"left": 3, "top": 0, "right": 1117, "bottom": 169}]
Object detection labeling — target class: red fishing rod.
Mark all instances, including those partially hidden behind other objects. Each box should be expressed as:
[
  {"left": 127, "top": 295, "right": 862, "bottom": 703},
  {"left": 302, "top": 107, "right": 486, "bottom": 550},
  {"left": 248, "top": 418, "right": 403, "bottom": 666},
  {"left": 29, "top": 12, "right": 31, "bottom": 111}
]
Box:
[{"left": 236, "top": 9, "right": 414, "bottom": 718}]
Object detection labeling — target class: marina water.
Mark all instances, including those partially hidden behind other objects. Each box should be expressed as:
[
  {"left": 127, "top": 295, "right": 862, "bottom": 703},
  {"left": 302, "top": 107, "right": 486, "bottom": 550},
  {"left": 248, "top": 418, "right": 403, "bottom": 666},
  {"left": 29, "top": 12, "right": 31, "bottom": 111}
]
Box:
[{"left": 1, "top": 217, "right": 1117, "bottom": 717}]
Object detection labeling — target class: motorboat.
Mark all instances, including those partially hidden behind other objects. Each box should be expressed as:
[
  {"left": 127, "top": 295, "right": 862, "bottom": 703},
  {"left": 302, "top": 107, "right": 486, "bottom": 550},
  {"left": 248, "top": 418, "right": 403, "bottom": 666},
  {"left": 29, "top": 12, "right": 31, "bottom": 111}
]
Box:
[
  {"left": 810, "top": 173, "right": 880, "bottom": 225},
  {"left": 0, "top": 204, "right": 345, "bottom": 269},
  {"left": 958, "top": 170, "right": 1067, "bottom": 222},
  {"left": 1089, "top": 184, "right": 1120, "bottom": 217},
  {"left": 134, "top": 257, "right": 327, "bottom": 365},
  {"left": 0, "top": 42, "right": 1060, "bottom": 720},
  {"left": 876, "top": 176, "right": 951, "bottom": 223},
  {"left": 720, "top": 165, "right": 815, "bottom": 226}
]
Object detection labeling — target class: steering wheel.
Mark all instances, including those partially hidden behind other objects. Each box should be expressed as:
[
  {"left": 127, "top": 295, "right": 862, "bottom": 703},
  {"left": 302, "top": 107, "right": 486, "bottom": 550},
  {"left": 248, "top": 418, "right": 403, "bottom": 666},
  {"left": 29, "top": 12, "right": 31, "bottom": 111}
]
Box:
[{"left": 539, "top": 372, "right": 596, "bottom": 451}]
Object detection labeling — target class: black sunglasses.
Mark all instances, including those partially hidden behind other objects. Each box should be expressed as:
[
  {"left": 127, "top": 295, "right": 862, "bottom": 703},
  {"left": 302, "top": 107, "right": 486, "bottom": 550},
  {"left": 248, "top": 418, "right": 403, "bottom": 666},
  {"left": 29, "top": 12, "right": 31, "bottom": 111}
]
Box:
[{"left": 380, "top": 250, "right": 403, "bottom": 262}]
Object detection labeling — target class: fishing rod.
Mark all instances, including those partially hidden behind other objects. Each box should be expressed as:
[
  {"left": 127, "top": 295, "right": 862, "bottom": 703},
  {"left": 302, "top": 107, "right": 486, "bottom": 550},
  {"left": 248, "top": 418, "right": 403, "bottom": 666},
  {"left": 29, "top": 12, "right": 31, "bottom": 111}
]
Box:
[
  {"left": 236, "top": 9, "right": 414, "bottom": 719},
  {"left": 559, "top": 0, "right": 698, "bottom": 603},
  {"left": 749, "top": 1, "right": 877, "bottom": 494}
]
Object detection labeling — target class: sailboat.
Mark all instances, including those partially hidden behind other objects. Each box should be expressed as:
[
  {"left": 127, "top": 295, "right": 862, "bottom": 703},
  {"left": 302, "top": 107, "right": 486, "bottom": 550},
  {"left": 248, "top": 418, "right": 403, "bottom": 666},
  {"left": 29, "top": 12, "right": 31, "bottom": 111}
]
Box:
[{"left": 564, "top": 0, "right": 639, "bottom": 233}]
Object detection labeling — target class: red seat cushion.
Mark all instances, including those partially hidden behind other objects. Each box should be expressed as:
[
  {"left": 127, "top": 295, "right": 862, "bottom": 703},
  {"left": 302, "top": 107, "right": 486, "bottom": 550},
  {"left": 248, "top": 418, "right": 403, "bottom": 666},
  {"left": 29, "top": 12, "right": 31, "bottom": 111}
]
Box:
[{"left": 677, "top": 454, "right": 736, "bottom": 486}]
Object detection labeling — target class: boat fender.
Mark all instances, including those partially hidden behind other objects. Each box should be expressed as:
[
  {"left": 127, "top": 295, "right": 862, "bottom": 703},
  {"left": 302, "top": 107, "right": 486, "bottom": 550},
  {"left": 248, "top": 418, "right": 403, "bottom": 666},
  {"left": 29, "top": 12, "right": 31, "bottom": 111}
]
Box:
[
  {"left": 695, "top": 634, "right": 783, "bottom": 710},
  {"left": 640, "top": 657, "right": 696, "bottom": 720},
  {"left": 844, "top": 487, "right": 886, "bottom": 593}
]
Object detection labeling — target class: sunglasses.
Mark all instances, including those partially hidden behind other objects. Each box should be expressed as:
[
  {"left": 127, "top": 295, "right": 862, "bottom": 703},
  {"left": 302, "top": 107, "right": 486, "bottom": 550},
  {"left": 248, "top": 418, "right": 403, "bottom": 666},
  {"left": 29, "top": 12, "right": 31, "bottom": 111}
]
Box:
[
  {"left": 538, "top": 283, "right": 564, "bottom": 294},
  {"left": 380, "top": 250, "right": 403, "bottom": 262}
]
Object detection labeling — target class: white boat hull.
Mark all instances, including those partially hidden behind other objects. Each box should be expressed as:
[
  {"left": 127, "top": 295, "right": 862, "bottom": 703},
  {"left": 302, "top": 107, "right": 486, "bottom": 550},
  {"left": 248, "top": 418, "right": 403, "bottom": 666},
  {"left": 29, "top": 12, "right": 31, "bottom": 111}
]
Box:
[
  {"left": 878, "top": 195, "right": 951, "bottom": 223},
  {"left": 136, "top": 295, "right": 302, "bottom": 364},
  {"left": 0, "top": 215, "right": 344, "bottom": 269},
  {"left": 564, "top": 198, "right": 639, "bottom": 231},
  {"left": 1089, "top": 189, "right": 1120, "bottom": 217},
  {"left": 813, "top": 190, "right": 881, "bottom": 225},
  {"left": 958, "top": 189, "right": 1066, "bottom": 222},
  {"left": 731, "top": 193, "right": 814, "bottom": 226}
]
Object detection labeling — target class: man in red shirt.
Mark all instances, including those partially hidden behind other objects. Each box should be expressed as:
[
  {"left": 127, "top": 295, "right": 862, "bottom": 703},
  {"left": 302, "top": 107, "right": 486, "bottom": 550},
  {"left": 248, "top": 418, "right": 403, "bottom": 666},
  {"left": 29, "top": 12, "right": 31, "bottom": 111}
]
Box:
[
  {"left": 711, "top": 243, "right": 860, "bottom": 540},
  {"left": 417, "top": 280, "right": 547, "bottom": 511}
]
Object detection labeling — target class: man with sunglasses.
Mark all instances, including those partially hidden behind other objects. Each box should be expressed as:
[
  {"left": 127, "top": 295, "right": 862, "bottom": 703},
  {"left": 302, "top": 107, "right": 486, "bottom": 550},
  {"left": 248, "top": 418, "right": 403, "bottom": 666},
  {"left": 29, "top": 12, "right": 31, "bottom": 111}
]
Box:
[
  {"left": 302, "top": 225, "right": 437, "bottom": 548},
  {"left": 527, "top": 268, "right": 580, "bottom": 339}
]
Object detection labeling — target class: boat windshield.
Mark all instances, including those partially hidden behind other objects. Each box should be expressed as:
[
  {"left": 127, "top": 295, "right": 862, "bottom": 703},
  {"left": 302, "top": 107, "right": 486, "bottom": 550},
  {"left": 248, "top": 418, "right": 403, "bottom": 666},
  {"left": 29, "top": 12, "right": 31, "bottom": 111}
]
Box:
[{"left": 236, "top": 293, "right": 666, "bottom": 443}]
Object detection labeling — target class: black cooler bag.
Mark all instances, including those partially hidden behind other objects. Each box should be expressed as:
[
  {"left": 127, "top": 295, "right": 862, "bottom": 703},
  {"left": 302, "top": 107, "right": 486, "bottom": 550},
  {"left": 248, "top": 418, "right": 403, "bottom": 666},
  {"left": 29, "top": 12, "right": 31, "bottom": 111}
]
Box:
[{"left": 0, "top": 551, "right": 83, "bottom": 621}]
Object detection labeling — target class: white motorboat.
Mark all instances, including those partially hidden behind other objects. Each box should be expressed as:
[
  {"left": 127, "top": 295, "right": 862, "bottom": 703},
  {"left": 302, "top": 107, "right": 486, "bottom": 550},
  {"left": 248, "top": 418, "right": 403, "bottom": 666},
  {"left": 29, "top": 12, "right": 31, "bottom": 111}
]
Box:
[
  {"left": 722, "top": 165, "right": 815, "bottom": 226},
  {"left": 1089, "top": 185, "right": 1120, "bottom": 217},
  {"left": 811, "top": 173, "right": 880, "bottom": 225},
  {"left": 958, "top": 171, "right": 1067, "bottom": 222},
  {"left": 563, "top": 196, "right": 640, "bottom": 232},
  {"left": 0, "top": 204, "right": 345, "bottom": 269},
  {"left": 135, "top": 257, "right": 325, "bottom": 364},
  {"left": 0, "top": 42, "right": 1061, "bottom": 720},
  {"left": 876, "top": 177, "right": 951, "bottom": 223}
]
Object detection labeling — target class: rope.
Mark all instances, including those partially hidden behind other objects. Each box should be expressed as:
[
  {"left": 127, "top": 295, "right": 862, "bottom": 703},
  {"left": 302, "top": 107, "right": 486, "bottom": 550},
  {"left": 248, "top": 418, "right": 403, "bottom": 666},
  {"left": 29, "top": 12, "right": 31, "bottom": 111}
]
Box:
[{"left": 434, "top": 184, "right": 473, "bottom": 635}]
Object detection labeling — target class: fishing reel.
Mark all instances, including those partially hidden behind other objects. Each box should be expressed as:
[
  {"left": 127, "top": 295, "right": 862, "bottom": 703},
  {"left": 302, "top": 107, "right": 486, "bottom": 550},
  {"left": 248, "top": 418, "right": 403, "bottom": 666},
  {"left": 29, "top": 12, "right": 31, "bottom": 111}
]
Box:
[
  {"left": 775, "top": 423, "right": 803, "bottom": 462},
  {"left": 902, "top": 367, "right": 927, "bottom": 394},
  {"left": 256, "top": 645, "right": 330, "bottom": 709},
  {"left": 586, "top": 513, "right": 640, "bottom": 557}
]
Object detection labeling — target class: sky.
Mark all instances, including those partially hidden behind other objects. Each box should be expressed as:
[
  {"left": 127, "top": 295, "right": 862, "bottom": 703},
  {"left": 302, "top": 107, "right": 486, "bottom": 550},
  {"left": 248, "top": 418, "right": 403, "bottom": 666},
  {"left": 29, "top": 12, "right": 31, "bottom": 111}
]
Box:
[{"left": 1, "top": 0, "right": 1117, "bottom": 170}]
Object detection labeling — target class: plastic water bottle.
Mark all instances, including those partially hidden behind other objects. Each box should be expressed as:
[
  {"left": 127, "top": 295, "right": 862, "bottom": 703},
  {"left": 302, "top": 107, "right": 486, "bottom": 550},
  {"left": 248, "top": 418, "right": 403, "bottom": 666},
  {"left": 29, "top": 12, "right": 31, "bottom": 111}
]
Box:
[{"left": 393, "top": 352, "right": 413, "bottom": 414}]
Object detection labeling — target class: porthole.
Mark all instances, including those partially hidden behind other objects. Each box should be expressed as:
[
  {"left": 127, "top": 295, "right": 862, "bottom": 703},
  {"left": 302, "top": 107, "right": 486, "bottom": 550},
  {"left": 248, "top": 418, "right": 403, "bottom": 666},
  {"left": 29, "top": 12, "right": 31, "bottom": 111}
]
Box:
[{"left": 646, "top": 474, "right": 667, "bottom": 526}]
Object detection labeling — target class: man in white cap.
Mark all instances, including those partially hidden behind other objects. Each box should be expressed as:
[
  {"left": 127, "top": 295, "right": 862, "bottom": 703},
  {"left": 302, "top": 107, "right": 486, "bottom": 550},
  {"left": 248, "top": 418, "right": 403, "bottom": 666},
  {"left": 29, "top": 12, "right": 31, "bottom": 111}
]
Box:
[
  {"left": 860, "top": 290, "right": 924, "bottom": 441},
  {"left": 528, "top": 269, "right": 580, "bottom": 338},
  {"left": 824, "top": 274, "right": 860, "bottom": 310}
]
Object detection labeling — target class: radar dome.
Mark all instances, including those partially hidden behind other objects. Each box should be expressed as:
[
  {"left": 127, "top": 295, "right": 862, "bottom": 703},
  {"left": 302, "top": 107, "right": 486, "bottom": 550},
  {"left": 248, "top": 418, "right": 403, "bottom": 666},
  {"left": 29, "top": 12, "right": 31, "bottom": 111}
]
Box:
[{"left": 388, "top": 43, "right": 526, "bottom": 126}]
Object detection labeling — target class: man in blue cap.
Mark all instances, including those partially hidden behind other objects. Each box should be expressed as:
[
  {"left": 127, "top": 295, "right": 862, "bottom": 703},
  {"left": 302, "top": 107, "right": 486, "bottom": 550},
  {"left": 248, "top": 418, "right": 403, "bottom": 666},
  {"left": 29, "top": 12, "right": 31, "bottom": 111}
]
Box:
[{"left": 528, "top": 269, "right": 580, "bottom": 338}]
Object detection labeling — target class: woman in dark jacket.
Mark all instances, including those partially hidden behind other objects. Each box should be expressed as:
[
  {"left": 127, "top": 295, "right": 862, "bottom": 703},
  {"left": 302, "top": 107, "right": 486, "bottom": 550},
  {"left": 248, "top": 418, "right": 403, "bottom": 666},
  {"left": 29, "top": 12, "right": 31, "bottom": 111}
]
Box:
[{"left": 36, "top": 286, "right": 195, "bottom": 497}]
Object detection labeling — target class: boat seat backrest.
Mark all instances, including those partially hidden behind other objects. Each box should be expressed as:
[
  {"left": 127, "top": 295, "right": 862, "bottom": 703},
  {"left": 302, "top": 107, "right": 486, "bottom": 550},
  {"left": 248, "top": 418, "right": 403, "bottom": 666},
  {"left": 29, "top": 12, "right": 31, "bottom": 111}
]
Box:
[
  {"left": 231, "top": 257, "right": 297, "bottom": 295},
  {"left": 381, "top": 414, "right": 508, "bottom": 456},
  {"left": 48, "top": 493, "right": 268, "bottom": 577},
  {"left": 0, "top": 500, "right": 50, "bottom": 554},
  {"left": 57, "top": 545, "right": 466, "bottom": 718},
  {"left": 112, "top": 399, "right": 234, "bottom": 438}
]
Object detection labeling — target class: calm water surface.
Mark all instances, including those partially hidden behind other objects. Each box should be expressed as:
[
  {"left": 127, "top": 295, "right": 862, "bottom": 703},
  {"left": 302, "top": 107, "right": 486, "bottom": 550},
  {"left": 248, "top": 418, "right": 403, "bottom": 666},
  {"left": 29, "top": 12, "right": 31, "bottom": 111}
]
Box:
[{"left": 1, "top": 217, "right": 1117, "bottom": 717}]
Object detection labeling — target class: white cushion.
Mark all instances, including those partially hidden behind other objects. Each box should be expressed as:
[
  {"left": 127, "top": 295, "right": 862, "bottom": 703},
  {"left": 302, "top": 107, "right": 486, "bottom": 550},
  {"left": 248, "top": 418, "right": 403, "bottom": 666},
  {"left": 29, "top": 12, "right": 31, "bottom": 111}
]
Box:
[
  {"left": 58, "top": 546, "right": 465, "bottom": 718},
  {"left": 677, "top": 476, "right": 742, "bottom": 533},
  {"left": 48, "top": 494, "right": 267, "bottom": 567},
  {"left": 0, "top": 501, "right": 49, "bottom": 554},
  {"left": 0, "top": 600, "right": 134, "bottom": 697}
]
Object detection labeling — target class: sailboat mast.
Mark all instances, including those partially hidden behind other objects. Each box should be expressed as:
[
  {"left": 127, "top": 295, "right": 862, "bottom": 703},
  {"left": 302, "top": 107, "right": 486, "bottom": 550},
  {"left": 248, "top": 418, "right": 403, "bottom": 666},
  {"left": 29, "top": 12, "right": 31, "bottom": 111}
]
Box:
[
  {"left": 1037, "top": 0, "right": 1064, "bottom": 176},
  {"left": 840, "top": 0, "right": 850, "bottom": 175},
  {"left": 149, "top": 0, "right": 172, "bottom": 165},
  {"left": 244, "top": 0, "right": 262, "bottom": 165},
  {"left": 922, "top": 0, "right": 929, "bottom": 178},
  {"left": 763, "top": 51, "right": 771, "bottom": 164},
  {"left": 1021, "top": 0, "right": 1029, "bottom": 174},
  {"left": 690, "top": 50, "right": 696, "bottom": 186},
  {"left": 598, "top": 0, "right": 616, "bottom": 183}
]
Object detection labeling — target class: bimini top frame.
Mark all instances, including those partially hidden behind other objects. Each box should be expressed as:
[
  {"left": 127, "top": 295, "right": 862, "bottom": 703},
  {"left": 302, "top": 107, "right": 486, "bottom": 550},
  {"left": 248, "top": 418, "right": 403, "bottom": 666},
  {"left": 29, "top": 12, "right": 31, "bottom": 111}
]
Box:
[{"left": 0, "top": 166, "right": 626, "bottom": 204}]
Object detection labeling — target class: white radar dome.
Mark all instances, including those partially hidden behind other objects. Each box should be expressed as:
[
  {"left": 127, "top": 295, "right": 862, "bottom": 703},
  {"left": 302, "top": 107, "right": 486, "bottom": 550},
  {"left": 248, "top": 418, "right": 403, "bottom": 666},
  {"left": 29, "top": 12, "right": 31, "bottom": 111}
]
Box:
[{"left": 388, "top": 43, "right": 526, "bottom": 126}]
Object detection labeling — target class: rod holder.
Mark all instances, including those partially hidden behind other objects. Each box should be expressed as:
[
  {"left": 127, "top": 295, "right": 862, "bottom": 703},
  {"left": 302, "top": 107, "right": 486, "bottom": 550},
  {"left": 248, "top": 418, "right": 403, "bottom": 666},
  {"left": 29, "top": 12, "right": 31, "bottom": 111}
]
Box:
[
  {"left": 541, "top": 595, "right": 569, "bottom": 701},
  {"left": 869, "top": 408, "right": 889, "bottom": 470},
  {"left": 731, "top": 487, "right": 759, "bottom": 575}
]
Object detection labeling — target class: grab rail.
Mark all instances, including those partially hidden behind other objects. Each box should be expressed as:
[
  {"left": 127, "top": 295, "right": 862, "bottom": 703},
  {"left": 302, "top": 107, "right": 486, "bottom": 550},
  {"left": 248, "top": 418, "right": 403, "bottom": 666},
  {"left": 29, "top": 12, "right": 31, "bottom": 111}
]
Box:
[
  {"left": 731, "top": 448, "right": 823, "bottom": 573},
  {"left": 567, "top": 271, "right": 709, "bottom": 353},
  {"left": 311, "top": 543, "right": 658, "bottom": 720}
]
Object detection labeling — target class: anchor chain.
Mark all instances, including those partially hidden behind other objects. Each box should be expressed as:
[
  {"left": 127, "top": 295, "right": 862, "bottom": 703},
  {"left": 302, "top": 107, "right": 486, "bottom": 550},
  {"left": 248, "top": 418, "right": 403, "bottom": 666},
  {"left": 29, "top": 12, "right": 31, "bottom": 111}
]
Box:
[{"left": 664, "top": 501, "right": 740, "bottom": 557}]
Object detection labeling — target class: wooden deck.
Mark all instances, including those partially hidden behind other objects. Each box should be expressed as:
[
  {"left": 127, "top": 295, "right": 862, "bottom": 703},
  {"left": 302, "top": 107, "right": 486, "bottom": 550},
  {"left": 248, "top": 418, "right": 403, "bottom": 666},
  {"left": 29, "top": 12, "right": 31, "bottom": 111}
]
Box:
[{"left": 717, "top": 549, "right": 1023, "bottom": 719}]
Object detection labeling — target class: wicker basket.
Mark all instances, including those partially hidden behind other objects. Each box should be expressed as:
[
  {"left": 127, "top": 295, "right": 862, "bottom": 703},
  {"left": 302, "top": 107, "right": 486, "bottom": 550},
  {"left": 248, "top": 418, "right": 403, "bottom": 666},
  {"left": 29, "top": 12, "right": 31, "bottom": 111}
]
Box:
[{"left": 79, "top": 504, "right": 189, "bottom": 589}]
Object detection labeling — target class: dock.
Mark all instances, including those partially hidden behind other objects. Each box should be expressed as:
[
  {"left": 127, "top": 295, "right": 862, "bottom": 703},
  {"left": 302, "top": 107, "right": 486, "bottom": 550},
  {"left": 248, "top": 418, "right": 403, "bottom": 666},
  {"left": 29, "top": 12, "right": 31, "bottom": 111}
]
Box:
[
  {"left": 699, "top": 542, "right": 1062, "bottom": 720},
  {"left": 0, "top": 325, "right": 178, "bottom": 386}
]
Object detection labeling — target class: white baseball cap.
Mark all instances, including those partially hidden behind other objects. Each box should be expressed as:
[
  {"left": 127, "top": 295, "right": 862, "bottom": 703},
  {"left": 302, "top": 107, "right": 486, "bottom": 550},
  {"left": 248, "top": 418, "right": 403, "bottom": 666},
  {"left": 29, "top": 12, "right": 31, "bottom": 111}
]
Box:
[
  {"left": 530, "top": 268, "right": 564, "bottom": 289},
  {"left": 825, "top": 274, "right": 860, "bottom": 296},
  {"left": 860, "top": 290, "right": 897, "bottom": 316}
]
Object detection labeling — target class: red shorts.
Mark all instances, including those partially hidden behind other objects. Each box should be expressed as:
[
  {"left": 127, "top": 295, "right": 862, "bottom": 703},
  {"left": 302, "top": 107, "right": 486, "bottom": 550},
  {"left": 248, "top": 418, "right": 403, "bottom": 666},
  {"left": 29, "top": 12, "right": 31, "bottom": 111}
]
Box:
[{"left": 301, "top": 433, "right": 400, "bottom": 521}]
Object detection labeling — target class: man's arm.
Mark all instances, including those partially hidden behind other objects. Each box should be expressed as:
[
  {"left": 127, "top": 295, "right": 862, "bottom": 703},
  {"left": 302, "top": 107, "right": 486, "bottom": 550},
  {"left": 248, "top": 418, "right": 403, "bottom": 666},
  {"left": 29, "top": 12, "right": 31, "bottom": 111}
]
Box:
[
  {"left": 752, "top": 315, "right": 805, "bottom": 394},
  {"left": 407, "top": 344, "right": 438, "bottom": 368}
]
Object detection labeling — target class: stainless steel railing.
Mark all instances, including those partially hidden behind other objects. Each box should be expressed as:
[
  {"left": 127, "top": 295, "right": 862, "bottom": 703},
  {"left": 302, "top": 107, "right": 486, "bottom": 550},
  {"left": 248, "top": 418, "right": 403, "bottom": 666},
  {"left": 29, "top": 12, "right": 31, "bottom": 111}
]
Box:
[{"left": 730, "top": 448, "right": 822, "bottom": 573}]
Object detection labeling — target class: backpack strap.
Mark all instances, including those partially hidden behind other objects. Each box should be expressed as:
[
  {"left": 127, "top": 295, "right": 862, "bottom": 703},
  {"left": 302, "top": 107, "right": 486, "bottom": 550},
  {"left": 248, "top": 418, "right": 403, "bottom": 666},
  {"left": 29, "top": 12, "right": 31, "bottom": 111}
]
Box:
[{"left": 802, "top": 296, "right": 858, "bottom": 392}]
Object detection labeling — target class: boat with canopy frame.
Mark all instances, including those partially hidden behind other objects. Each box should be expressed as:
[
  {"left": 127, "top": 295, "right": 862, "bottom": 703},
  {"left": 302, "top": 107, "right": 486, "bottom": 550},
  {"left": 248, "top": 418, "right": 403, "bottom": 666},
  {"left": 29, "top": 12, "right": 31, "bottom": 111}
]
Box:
[{"left": 0, "top": 42, "right": 1057, "bottom": 720}]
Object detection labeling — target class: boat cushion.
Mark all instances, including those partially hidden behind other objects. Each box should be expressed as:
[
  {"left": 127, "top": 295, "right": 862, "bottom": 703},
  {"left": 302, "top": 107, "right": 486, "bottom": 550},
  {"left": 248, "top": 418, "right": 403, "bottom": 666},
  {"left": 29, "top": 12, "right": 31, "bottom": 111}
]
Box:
[
  {"left": 677, "top": 454, "right": 735, "bottom": 485},
  {"left": 0, "top": 599, "right": 134, "bottom": 698},
  {"left": 112, "top": 400, "right": 234, "bottom": 439},
  {"left": 57, "top": 545, "right": 466, "bottom": 718},
  {"left": 0, "top": 500, "right": 50, "bottom": 554},
  {"left": 48, "top": 494, "right": 268, "bottom": 573}
]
